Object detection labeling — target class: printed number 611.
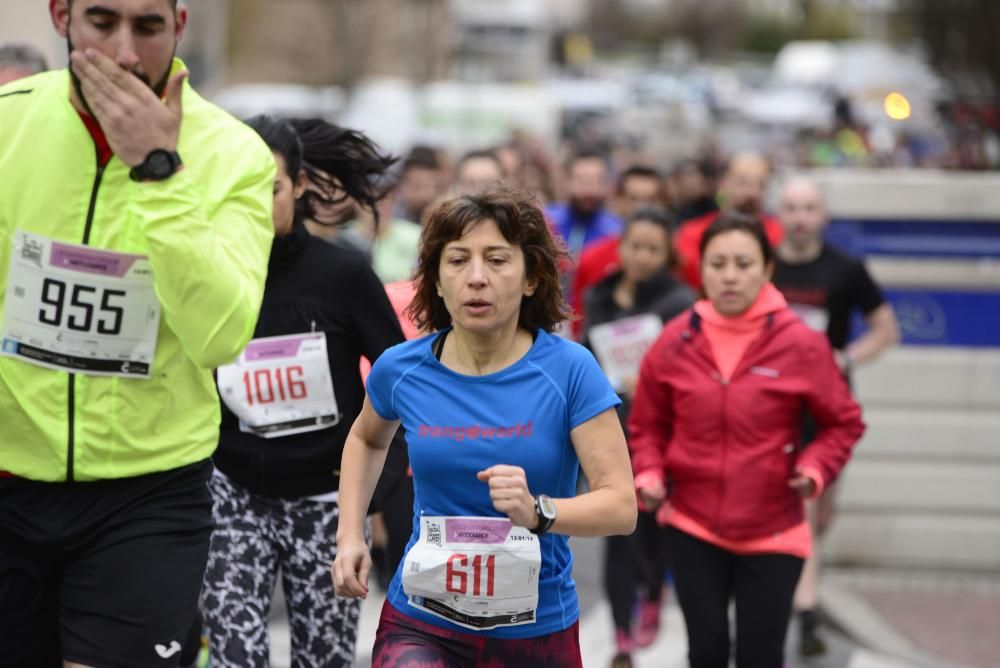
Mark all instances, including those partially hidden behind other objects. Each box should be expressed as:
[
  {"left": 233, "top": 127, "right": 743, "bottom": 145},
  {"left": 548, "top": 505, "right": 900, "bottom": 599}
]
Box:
[{"left": 445, "top": 553, "right": 496, "bottom": 597}]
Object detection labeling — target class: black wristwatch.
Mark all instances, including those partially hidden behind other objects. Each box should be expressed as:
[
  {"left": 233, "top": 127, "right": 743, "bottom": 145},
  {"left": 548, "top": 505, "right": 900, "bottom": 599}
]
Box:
[
  {"left": 530, "top": 494, "right": 557, "bottom": 535},
  {"left": 129, "top": 149, "right": 182, "bottom": 182}
]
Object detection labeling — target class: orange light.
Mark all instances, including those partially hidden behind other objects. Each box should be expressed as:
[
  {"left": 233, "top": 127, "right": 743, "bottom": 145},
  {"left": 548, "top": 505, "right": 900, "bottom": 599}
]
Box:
[{"left": 884, "top": 92, "right": 912, "bottom": 121}]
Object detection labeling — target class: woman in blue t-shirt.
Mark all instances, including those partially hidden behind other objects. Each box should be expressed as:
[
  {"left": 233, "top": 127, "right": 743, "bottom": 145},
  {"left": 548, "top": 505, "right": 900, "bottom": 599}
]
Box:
[{"left": 333, "top": 184, "right": 638, "bottom": 668}]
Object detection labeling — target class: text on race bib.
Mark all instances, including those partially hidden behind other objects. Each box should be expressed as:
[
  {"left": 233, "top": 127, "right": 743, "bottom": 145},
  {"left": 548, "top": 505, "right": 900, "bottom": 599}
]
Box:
[
  {"left": 1, "top": 230, "right": 160, "bottom": 378},
  {"left": 402, "top": 516, "right": 541, "bottom": 631},
  {"left": 216, "top": 332, "right": 339, "bottom": 439}
]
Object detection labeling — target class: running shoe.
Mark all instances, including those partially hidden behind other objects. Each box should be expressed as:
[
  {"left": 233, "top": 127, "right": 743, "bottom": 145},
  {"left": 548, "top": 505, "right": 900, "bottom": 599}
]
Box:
[
  {"left": 632, "top": 599, "right": 661, "bottom": 648},
  {"left": 798, "top": 609, "right": 828, "bottom": 657},
  {"left": 610, "top": 652, "right": 634, "bottom": 668}
]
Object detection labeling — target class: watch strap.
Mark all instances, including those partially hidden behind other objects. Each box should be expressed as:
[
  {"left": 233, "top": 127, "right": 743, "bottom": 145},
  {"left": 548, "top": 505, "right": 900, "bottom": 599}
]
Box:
[
  {"left": 530, "top": 495, "right": 556, "bottom": 535},
  {"left": 129, "top": 149, "right": 182, "bottom": 182}
]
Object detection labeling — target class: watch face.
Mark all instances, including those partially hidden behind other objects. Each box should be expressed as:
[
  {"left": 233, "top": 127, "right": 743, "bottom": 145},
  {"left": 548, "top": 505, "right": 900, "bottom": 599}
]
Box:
[
  {"left": 147, "top": 151, "right": 173, "bottom": 177},
  {"left": 538, "top": 495, "right": 557, "bottom": 519}
]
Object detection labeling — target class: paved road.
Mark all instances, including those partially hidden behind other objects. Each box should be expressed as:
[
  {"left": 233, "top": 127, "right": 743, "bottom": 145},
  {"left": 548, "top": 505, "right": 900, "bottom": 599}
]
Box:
[{"left": 266, "top": 537, "right": 921, "bottom": 668}]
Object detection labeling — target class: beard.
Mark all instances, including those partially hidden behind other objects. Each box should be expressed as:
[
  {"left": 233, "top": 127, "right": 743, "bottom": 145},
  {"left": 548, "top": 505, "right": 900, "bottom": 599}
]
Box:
[
  {"left": 67, "top": 32, "right": 175, "bottom": 117},
  {"left": 569, "top": 195, "right": 603, "bottom": 218},
  {"left": 734, "top": 198, "right": 762, "bottom": 216}
]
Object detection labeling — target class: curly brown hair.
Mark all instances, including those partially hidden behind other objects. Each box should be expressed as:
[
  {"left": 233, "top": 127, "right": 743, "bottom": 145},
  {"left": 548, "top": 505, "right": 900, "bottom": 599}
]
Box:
[{"left": 406, "top": 184, "right": 571, "bottom": 333}]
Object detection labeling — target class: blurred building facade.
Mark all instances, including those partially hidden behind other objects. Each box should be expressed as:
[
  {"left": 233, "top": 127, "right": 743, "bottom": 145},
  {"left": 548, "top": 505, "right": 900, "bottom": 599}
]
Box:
[
  {"left": 181, "top": 0, "right": 597, "bottom": 90},
  {"left": 451, "top": 0, "right": 551, "bottom": 82},
  {"left": 0, "top": 0, "right": 907, "bottom": 89},
  {"left": 180, "top": 0, "right": 450, "bottom": 90},
  {"left": 0, "top": 0, "right": 66, "bottom": 73}
]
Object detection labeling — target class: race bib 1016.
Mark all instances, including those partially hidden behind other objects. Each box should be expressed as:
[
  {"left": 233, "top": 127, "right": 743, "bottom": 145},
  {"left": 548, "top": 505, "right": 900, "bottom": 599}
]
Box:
[
  {"left": 216, "top": 332, "right": 340, "bottom": 439},
  {"left": 588, "top": 313, "right": 663, "bottom": 392},
  {"left": 1, "top": 230, "right": 160, "bottom": 378},
  {"left": 402, "top": 516, "right": 541, "bottom": 631}
]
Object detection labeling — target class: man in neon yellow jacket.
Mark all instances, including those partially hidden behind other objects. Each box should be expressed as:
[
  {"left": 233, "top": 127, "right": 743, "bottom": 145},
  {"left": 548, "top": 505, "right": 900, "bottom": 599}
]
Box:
[{"left": 0, "top": 1, "right": 274, "bottom": 665}]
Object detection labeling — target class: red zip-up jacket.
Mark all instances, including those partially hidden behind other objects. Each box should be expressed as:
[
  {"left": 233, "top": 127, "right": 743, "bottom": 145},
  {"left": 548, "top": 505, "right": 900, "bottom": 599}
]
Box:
[{"left": 627, "top": 307, "right": 865, "bottom": 541}]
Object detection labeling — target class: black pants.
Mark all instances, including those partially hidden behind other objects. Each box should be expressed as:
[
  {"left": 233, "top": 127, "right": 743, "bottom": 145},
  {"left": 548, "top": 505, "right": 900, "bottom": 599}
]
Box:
[
  {"left": 604, "top": 510, "right": 670, "bottom": 631},
  {"left": 0, "top": 460, "right": 213, "bottom": 668},
  {"left": 666, "top": 527, "right": 803, "bottom": 668}
]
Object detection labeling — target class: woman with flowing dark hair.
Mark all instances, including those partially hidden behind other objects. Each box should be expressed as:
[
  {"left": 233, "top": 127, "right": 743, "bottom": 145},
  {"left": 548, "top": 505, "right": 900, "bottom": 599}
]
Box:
[{"left": 201, "top": 116, "right": 406, "bottom": 667}]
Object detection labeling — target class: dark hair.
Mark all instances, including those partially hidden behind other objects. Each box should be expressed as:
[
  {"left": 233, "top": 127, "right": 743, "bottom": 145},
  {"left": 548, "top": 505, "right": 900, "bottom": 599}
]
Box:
[
  {"left": 0, "top": 43, "right": 48, "bottom": 75},
  {"left": 71, "top": 0, "right": 178, "bottom": 6},
  {"left": 245, "top": 115, "right": 304, "bottom": 180},
  {"left": 673, "top": 157, "right": 718, "bottom": 181},
  {"left": 624, "top": 207, "right": 679, "bottom": 270},
  {"left": 618, "top": 165, "right": 661, "bottom": 191},
  {"left": 456, "top": 149, "right": 506, "bottom": 178},
  {"left": 401, "top": 145, "right": 441, "bottom": 174},
  {"left": 699, "top": 210, "right": 775, "bottom": 266},
  {"left": 406, "top": 184, "right": 570, "bottom": 333},
  {"left": 626, "top": 206, "right": 674, "bottom": 232},
  {"left": 288, "top": 118, "right": 397, "bottom": 227}
]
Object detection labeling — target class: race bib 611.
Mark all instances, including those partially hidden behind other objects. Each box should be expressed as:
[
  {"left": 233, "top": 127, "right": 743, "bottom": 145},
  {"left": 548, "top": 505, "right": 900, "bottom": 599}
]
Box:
[{"left": 402, "top": 516, "right": 541, "bottom": 631}]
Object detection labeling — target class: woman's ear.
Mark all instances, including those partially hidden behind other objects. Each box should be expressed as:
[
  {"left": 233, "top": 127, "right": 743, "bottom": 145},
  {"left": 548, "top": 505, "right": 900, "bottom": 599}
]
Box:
[
  {"left": 764, "top": 260, "right": 775, "bottom": 281},
  {"left": 293, "top": 170, "right": 308, "bottom": 200},
  {"left": 524, "top": 276, "right": 537, "bottom": 298}
]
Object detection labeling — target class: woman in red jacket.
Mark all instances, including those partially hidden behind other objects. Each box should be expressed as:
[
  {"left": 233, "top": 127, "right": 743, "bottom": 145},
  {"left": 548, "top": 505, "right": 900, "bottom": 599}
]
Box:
[{"left": 627, "top": 212, "right": 865, "bottom": 668}]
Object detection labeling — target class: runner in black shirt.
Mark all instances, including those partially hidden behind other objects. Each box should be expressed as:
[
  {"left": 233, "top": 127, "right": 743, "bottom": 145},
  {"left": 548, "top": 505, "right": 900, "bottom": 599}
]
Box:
[
  {"left": 773, "top": 176, "right": 900, "bottom": 657},
  {"left": 201, "top": 116, "right": 406, "bottom": 668}
]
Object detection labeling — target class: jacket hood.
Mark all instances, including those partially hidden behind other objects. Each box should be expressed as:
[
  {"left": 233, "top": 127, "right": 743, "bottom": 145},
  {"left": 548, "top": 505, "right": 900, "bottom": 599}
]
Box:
[{"left": 693, "top": 282, "right": 787, "bottom": 331}]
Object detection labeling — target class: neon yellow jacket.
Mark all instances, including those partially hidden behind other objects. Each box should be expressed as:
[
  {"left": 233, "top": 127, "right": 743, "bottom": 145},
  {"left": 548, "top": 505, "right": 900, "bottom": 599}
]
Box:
[{"left": 0, "top": 60, "right": 274, "bottom": 481}]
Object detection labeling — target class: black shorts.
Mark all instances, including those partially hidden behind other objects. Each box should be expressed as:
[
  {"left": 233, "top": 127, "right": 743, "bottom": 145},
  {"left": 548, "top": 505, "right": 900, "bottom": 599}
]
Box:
[{"left": 0, "top": 460, "right": 213, "bottom": 668}]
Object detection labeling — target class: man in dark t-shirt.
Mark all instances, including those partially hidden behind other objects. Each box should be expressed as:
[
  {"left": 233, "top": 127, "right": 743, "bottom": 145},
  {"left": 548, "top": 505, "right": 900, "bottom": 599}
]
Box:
[{"left": 773, "top": 177, "right": 900, "bottom": 657}]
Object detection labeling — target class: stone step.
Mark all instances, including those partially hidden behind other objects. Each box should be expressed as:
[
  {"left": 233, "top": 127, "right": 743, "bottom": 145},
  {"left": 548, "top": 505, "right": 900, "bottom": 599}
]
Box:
[
  {"left": 852, "top": 407, "right": 1000, "bottom": 462},
  {"left": 825, "top": 512, "right": 1000, "bottom": 571},
  {"left": 853, "top": 347, "right": 1000, "bottom": 410},
  {"left": 815, "top": 167, "right": 1000, "bottom": 221},
  {"left": 837, "top": 460, "right": 1000, "bottom": 513}
]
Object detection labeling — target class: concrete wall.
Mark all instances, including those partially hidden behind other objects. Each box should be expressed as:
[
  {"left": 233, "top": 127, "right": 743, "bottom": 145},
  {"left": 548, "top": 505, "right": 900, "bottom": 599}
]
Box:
[
  {"left": 826, "top": 347, "right": 1000, "bottom": 570},
  {"left": 809, "top": 170, "right": 1000, "bottom": 571}
]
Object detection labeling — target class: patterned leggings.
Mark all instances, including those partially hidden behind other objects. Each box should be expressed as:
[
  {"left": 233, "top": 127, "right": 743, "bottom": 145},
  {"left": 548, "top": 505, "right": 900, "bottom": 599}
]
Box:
[{"left": 201, "top": 474, "right": 369, "bottom": 668}]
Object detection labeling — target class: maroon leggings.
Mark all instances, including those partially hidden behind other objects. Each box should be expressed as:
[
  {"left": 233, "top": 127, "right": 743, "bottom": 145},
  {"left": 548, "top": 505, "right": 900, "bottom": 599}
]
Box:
[{"left": 372, "top": 601, "right": 583, "bottom": 668}]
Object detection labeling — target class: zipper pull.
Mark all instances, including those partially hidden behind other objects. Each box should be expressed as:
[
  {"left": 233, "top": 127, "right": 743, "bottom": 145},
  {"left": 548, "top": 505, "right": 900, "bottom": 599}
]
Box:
[{"left": 311, "top": 319, "right": 317, "bottom": 333}]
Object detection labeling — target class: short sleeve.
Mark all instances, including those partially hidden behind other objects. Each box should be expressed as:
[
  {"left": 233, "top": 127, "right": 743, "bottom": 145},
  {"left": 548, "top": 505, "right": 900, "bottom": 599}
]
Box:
[
  {"left": 850, "top": 260, "right": 885, "bottom": 316},
  {"left": 365, "top": 352, "right": 400, "bottom": 421},
  {"left": 565, "top": 344, "right": 621, "bottom": 430}
]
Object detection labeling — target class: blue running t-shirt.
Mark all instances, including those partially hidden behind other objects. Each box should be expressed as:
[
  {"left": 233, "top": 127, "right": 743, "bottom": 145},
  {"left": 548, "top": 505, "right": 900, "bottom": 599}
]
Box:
[{"left": 367, "top": 328, "right": 620, "bottom": 638}]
